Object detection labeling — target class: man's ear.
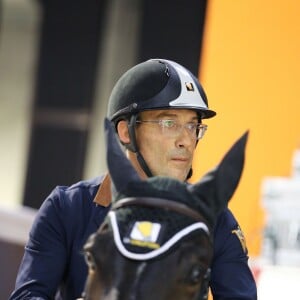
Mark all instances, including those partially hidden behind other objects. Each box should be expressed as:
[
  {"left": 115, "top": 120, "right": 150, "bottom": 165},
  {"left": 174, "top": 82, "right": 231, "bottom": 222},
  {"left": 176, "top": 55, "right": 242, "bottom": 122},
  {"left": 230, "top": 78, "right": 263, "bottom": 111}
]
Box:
[{"left": 117, "top": 120, "right": 131, "bottom": 144}]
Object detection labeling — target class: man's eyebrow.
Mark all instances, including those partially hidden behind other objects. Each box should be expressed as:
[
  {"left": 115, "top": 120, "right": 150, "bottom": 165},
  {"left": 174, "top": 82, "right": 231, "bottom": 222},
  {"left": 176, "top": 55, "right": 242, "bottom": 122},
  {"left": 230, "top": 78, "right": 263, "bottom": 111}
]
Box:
[{"left": 155, "top": 112, "right": 178, "bottom": 118}]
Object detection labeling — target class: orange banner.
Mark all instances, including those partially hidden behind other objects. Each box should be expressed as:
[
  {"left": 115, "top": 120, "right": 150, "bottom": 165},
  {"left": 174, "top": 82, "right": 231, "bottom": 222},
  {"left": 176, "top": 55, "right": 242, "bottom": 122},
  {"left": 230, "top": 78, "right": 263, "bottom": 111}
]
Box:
[{"left": 192, "top": 0, "right": 300, "bottom": 258}]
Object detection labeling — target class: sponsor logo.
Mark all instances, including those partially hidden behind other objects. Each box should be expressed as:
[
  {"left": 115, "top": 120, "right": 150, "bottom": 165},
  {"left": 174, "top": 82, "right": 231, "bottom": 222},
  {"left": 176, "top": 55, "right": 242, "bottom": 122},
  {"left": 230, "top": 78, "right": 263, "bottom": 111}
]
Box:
[{"left": 125, "top": 221, "right": 161, "bottom": 249}]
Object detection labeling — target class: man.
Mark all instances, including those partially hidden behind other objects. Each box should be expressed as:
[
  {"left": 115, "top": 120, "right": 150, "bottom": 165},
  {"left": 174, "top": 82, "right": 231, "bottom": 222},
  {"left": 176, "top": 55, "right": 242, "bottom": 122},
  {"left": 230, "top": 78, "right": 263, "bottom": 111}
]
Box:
[{"left": 10, "top": 59, "right": 257, "bottom": 299}]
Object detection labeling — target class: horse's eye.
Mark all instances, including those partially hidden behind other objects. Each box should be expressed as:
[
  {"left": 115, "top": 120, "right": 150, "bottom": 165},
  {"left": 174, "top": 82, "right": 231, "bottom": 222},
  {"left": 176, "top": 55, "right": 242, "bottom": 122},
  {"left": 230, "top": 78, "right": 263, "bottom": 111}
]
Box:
[
  {"left": 186, "top": 265, "right": 205, "bottom": 285},
  {"left": 84, "top": 252, "right": 96, "bottom": 271}
]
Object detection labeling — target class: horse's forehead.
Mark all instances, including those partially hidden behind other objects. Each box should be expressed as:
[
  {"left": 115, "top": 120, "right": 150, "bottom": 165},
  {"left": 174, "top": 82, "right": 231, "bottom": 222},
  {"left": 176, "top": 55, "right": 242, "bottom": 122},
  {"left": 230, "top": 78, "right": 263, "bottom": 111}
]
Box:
[{"left": 119, "top": 177, "right": 201, "bottom": 214}]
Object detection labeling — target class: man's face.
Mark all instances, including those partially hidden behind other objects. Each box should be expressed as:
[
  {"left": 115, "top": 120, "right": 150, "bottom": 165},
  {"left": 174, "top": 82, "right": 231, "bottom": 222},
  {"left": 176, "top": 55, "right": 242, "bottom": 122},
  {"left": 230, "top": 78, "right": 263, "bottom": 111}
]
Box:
[{"left": 135, "top": 109, "right": 199, "bottom": 182}]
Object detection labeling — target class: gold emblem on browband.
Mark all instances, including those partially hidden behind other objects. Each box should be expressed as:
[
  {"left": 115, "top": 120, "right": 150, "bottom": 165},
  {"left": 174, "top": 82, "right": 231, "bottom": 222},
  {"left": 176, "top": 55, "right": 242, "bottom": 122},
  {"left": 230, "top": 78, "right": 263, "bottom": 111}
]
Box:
[{"left": 127, "top": 221, "right": 161, "bottom": 249}]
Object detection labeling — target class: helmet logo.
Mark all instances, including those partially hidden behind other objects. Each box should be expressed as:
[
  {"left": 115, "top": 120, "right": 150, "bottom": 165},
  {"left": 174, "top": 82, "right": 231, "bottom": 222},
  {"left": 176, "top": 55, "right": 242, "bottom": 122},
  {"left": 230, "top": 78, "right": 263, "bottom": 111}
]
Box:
[{"left": 185, "top": 82, "right": 194, "bottom": 91}]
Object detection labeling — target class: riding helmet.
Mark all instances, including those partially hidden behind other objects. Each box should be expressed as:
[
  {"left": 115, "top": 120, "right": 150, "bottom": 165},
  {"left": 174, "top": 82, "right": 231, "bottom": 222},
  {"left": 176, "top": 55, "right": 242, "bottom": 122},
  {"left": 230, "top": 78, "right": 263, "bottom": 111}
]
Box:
[{"left": 107, "top": 58, "right": 216, "bottom": 123}]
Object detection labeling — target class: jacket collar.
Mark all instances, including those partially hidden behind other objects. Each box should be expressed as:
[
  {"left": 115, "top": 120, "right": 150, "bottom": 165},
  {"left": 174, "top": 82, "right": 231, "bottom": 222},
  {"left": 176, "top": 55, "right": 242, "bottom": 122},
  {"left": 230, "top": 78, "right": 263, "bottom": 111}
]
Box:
[
  {"left": 93, "top": 173, "right": 112, "bottom": 207},
  {"left": 93, "top": 165, "right": 149, "bottom": 207}
]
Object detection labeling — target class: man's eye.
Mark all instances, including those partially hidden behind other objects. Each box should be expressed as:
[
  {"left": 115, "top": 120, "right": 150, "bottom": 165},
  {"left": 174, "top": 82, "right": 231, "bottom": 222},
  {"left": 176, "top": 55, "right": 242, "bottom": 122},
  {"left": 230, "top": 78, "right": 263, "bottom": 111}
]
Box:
[
  {"left": 187, "top": 123, "right": 197, "bottom": 131},
  {"left": 162, "top": 120, "right": 175, "bottom": 128}
]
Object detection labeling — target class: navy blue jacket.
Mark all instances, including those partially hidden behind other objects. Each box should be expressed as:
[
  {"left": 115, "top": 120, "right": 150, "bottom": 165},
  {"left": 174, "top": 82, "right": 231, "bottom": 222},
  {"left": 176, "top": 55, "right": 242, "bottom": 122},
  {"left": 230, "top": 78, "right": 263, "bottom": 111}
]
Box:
[{"left": 10, "top": 176, "right": 257, "bottom": 299}]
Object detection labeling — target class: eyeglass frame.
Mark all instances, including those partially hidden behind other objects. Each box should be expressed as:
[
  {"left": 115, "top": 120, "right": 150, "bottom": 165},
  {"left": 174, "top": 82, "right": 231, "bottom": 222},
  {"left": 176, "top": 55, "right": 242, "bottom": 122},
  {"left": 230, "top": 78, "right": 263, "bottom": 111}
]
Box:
[{"left": 135, "top": 119, "right": 208, "bottom": 140}]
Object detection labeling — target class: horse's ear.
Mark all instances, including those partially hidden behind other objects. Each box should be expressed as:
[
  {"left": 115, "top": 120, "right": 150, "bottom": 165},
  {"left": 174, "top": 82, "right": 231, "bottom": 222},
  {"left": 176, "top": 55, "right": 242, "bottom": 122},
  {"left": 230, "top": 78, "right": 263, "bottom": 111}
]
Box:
[
  {"left": 104, "top": 118, "right": 141, "bottom": 193},
  {"left": 189, "top": 131, "right": 249, "bottom": 221}
]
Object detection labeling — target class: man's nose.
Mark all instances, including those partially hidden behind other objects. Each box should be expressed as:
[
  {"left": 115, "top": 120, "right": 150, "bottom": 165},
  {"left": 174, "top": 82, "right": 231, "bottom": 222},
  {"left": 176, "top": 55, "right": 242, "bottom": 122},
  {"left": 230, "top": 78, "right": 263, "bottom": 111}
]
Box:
[{"left": 175, "top": 126, "right": 194, "bottom": 148}]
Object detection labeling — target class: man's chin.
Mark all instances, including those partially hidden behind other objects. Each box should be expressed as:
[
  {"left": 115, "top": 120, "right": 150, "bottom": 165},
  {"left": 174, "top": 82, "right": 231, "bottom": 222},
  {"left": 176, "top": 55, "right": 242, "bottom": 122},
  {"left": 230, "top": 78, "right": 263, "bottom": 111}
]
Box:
[
  {"left": 167, "top": 168, "right": 189, "bottom": 182},
  {"left": 152, "top": 165, "right": 190, "bottom": 181}
]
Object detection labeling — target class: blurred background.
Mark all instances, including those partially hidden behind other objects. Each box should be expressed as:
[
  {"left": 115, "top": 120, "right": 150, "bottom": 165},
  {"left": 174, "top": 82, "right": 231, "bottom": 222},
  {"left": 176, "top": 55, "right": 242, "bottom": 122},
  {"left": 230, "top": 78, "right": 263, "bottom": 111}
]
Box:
[{"left": 1, "top": 0, "right": 300, "bottom": 298}]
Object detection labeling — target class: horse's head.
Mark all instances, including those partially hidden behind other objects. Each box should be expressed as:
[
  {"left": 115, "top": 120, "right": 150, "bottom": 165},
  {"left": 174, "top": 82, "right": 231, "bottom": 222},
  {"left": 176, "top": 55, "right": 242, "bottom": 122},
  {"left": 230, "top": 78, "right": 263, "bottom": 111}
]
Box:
[{"left": 81, "top": 119, "right": 248, "bottom": 300}]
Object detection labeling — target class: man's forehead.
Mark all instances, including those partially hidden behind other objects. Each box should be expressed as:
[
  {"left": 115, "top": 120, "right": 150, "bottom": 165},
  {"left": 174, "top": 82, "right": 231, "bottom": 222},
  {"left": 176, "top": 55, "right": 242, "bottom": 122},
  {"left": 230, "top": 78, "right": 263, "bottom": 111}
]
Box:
[{"left": 140, "top": 109, "right": 198, "bottom": 119}]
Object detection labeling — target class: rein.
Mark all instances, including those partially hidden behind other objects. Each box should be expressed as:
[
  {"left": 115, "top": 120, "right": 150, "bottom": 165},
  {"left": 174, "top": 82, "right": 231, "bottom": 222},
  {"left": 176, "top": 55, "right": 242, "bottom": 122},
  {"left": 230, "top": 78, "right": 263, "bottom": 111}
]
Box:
[{"left": 112, "top": 196, "right": 208, "bottom": 223}]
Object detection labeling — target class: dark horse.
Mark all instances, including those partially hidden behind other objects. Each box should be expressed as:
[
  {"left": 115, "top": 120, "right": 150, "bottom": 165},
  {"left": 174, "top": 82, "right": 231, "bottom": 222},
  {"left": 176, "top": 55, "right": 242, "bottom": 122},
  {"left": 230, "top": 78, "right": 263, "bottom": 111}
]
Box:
[{"left": 80, "top": 119, "right": 248, "bottom": 300}]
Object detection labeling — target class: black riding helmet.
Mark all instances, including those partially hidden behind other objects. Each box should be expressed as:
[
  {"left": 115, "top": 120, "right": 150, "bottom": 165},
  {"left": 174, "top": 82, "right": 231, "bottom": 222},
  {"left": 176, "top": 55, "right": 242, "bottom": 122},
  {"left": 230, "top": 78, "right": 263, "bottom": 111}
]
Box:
[{"left": 107, "top": 58, "right": 216, "bottom": 178}]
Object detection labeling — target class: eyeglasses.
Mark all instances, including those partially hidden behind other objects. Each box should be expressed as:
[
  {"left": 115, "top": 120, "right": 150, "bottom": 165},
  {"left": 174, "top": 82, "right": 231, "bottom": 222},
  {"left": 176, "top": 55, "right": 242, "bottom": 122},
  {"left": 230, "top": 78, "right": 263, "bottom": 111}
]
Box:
[{"left": 136, "top": 119, "right": 208, "bottom": 140}]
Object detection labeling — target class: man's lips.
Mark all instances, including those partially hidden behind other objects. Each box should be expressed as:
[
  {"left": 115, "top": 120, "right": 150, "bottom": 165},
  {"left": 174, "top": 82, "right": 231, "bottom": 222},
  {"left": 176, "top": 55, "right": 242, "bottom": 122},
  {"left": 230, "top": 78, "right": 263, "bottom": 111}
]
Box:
[{"left": 171, "top": 157, "right": 189, "bottom": 162}]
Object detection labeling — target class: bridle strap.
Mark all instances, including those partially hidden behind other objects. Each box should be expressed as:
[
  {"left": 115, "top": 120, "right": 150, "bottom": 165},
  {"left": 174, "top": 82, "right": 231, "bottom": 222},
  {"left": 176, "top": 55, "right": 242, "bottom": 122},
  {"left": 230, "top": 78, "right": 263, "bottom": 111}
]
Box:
[{"left": 112, "top": 197, "right": 207, "bottom": 223}]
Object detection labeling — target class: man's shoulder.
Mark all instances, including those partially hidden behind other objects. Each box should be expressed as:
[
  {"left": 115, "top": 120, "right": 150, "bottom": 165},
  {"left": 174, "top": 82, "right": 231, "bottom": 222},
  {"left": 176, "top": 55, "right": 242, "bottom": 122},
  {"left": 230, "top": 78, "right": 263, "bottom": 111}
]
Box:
[
  {"left": 60, "top": 175, "right": 104, "bottom": 190},
  {"left": 215, "top": 208, "right": 237, "bottom": 230},
  {"left": 213, "top": 208, "right": 239, "bottom": 247},
  {"left": 42, "top": 175, "right": 106, "bottom": 214},
  {"left": 35, "top": 175, "right": 108, "bottom": 230},
  {"left": 213, "top": 208, "right": 249, "bottom": 256},
  {"left": 53, "top": 176, "right": 105, "bottom": 199}
]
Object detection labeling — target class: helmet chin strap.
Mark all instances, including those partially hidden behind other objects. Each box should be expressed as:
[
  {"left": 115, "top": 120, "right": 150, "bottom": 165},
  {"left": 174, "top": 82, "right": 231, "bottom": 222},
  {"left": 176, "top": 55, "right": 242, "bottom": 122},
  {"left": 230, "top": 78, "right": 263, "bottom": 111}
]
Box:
[
  {"left": 126, "top": 114, "right": 153, "bottom": 178},
  {"left": 136, "top": 152, "right": 154, "bottom": 178},
  {"left": 186, "top": 168, "right": 193, "bottom": 180},
  {"left": 126, "top": 114, "right": 193, "bottom": 180}
]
